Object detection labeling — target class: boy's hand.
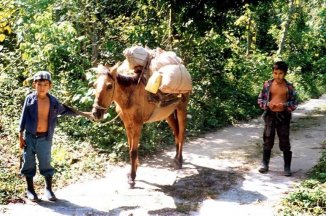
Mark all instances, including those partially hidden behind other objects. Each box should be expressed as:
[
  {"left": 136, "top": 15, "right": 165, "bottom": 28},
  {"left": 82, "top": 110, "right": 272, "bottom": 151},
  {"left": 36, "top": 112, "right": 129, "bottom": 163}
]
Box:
[
  {"left": 268, "top": 102, "right": 276, "bottom": 109},
  {"left": 67, "top": 105, "right": 95, "bottom": 121},
  {"left": 18, "top": 133, "right": 26, "bottom": 149},
  {"left": 80, "top": 112, "right": 95, "bottom": 121},
  {"left": 268, "top": 102, "right": 285, "bottom": 110},
  {"left": 275, "top": 103, "right": 285, "bottom": 109}
]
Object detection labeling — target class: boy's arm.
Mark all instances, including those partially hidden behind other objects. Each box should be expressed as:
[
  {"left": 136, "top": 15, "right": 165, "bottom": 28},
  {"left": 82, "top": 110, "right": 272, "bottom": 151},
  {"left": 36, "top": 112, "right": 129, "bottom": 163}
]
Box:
[
  {"left": 57, "top": 103, "right": 79, "bottom": 116},
  {"left": 57, "top": 102, "right": 94, "bottom": 120},
  {"left": 285, "top": 84, "right": 298, "bottom": 112},
  {"left": 18, "top": 131, "right": 26, "bottom": 149},
  {"left": 18, "top": 97, "right": 28, "bottom": 132},
  {"left": 18, "top": 97, "right": 28, "bottom": 149},
  {"left": 64, "top": 105, "right": 94, "bottom": 120},
  {"left": 257, "top": 82, "right": 269, "bottom": 110}
]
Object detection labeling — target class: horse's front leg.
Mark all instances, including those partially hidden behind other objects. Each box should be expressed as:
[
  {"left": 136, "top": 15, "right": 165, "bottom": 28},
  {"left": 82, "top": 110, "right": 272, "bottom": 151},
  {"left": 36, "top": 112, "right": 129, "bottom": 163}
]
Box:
[{"left": 125, "top": 123, "right": 142, "bottom": 187}]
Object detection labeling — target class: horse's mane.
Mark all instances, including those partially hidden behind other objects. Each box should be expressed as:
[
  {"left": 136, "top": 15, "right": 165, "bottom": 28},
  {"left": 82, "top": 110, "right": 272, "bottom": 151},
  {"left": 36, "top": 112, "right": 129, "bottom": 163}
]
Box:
[{"left": 116, "top": 73, "right": 141, "bottom": 87}]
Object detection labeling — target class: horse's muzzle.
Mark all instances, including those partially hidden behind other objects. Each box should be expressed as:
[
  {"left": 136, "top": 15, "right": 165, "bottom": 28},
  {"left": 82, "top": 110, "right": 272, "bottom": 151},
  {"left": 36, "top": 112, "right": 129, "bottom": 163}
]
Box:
[{"left": 92, "top": 108, "right": 105, "bottom": 120}]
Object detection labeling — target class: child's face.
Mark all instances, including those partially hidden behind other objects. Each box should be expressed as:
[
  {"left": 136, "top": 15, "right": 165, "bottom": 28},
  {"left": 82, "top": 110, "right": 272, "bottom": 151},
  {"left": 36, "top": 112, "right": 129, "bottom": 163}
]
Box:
[
  {"left": 34, "top": 80, "right": 52, "bottom": 97},
  {"left": 272, "top": 69, "right": 286, "bottom": 84}
]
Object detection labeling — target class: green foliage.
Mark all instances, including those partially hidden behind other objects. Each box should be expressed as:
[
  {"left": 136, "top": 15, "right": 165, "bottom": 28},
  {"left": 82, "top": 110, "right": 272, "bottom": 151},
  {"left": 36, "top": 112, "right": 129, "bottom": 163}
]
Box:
[
  {"left": 0, "top": 0, "right": 325, "bottom": 205},
  {"left": 272, "top": 0, "right": 326, "bottom": 100},
  {"left": 139, "top": 122, "right": 174, "bottom": 156},
  {"left": 280, "top": 181, "right": 326, "bottom": 215},
  {"left": 0, "top": 168, "right": 24, "bottom": 205},
  {"left": 309, "top": 146, "right": 326, "bottom": 183},
  {"left": 278, "top": 141, "right": 326, "bottom": 215},
  {"left": 0, "top": 0, "right": 14, "bottom": 43},
  {"left": 0, "top": 136, "right": 24, "bottom": 205},
  {"left": 183, "top": 30, "right": 270, "bottom": 133}
]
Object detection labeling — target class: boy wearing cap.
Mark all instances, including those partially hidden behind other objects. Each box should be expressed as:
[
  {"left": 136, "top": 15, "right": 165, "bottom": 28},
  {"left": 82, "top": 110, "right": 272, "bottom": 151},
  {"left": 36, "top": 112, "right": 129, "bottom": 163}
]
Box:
[
  {"left": 257, "top": 61, "right": 298, "bottom": 176},
  {"left": 19, "top": 71, "right": 82, "bottom": 202}
]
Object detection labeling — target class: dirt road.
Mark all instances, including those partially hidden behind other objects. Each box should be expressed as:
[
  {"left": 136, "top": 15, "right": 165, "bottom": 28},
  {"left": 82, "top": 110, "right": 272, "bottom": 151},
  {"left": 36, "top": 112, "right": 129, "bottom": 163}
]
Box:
[{"left": 1, "top": 95, "right": 326, "bottom": 216}]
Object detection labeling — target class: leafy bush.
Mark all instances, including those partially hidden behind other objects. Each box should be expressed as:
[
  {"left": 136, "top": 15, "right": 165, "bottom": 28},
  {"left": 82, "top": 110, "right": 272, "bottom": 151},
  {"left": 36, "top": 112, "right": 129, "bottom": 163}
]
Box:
[{"left": 278, "top": 141, "right": 326, "bottom": 215}]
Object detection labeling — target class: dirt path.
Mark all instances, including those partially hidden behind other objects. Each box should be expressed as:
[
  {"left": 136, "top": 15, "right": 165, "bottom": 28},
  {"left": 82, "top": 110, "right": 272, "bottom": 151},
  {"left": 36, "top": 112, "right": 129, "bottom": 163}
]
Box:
[{"left": 1, "top": 95, "right": 326, "bottom": 216}]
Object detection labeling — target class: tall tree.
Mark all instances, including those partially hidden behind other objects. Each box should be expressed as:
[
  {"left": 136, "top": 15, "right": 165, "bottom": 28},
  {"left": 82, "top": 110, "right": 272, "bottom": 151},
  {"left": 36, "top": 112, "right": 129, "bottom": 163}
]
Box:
[{"left": 277, "top": 0, "right": 295, "bottom": 55}]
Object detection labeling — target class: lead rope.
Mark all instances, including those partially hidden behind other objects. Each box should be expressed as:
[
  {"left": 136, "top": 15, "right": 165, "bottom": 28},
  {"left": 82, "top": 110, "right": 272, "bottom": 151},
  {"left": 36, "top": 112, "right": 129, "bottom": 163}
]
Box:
[
  {"left": 98, "top": 110, "right": 121, "bottom": 125},
  {"left": 67, "top": 103, "right": 120, "bottom": 124}
]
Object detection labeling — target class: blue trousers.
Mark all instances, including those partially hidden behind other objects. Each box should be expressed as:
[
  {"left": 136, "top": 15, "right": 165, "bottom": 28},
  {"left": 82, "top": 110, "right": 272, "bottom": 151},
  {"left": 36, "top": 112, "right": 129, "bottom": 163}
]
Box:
[{"left": 20, "top": 132, "right": 54, "bottom": 178}]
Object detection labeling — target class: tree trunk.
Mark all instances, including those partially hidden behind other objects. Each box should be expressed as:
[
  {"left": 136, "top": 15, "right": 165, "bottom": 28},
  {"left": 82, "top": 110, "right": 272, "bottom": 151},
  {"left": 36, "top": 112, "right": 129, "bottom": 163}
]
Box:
[
  {"left": 91, "top": 23, "right": 99, "bottom": 66},
  {"left": 168, "top": 7, "right": 173, "bottom": 50},
  {"left": 246, "top": 16, "right": 252, "bottom": 56},
  {"left": 277, "top": 0, "right": 295, "bottom": 56}
]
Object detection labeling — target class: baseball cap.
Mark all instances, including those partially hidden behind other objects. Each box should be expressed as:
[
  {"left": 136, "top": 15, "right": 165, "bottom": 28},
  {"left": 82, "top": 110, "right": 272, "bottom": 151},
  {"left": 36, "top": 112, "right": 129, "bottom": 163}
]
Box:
[{"left": 33, "top": 71, "right": 52, "bottom": 83}]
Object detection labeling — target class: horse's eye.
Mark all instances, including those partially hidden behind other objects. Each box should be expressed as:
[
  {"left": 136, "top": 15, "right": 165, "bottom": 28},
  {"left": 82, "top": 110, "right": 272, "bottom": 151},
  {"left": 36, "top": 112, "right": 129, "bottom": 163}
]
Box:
[{"left": 106, "top": 83, "right": 113, "bottom": 90}]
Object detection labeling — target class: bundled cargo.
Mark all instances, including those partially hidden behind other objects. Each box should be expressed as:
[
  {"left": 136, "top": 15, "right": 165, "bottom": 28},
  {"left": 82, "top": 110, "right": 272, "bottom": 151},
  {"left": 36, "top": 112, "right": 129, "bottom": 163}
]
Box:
[
  {"left": 158, "top": 64, "right": 192, "bottom": 94},
  {"left": 123, "top": 46, "right": 149, "bottom": 68},
  {"left": 117, "top": 59, "right": 135, "bottom": 75},
  {"left": 122, "top": 45, "right": 192, "bottom": 94},
  {"left": 149, "top": 49, "right": 183, "bottom": 74},
  {"left": 146, "top": 48, "right": 192, "bottom": 94}
]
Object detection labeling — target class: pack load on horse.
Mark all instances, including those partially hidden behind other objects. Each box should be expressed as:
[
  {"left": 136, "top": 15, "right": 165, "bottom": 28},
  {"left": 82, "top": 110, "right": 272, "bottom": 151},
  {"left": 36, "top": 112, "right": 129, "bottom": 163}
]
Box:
[
  {"left": 124, "top": 46, "right": 192, "bottom": 96},
  {"left": 91, "top": 45, "right": 192, "bottom": 187}
]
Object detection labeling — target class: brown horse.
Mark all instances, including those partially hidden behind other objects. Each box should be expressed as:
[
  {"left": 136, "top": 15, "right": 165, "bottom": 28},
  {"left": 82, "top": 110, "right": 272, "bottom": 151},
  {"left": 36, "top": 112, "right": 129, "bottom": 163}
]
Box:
[{"left": 91, "top": 63, "right": 190, "bottom": 187}]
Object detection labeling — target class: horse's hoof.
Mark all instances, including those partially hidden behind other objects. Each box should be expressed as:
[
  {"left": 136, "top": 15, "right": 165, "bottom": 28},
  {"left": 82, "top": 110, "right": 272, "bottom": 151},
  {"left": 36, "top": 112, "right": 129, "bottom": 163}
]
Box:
[
  {"left": 128, "top": 181, "right": 136, "bottom": 188},
  {"left": 174, "top": 158, "right": 183, "bottom": 169},
  {"left": 127, "top": 173, "right": 136, "bottom": 188}
]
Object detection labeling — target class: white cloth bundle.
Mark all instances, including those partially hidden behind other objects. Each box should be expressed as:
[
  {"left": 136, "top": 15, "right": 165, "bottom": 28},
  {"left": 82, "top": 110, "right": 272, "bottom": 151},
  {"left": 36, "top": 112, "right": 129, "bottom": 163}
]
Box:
[
  {"left": 123, "top": 46, "right": 149, "bottom": 68},
  {"left": 158, "top": 64, "right": 192, "bottom": 94},
  {"left": 122, "top": 46, "right": 192, "bottom": 94},
  {"left": 149, "top": 50, "right": 183, "bottom": 74}
]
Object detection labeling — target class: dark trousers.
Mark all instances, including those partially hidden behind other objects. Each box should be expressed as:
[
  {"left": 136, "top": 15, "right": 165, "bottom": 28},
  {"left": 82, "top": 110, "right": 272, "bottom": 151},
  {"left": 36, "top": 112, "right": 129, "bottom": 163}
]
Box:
[{"left": 263, "top": 110, "right": 292, "bottom": 152}]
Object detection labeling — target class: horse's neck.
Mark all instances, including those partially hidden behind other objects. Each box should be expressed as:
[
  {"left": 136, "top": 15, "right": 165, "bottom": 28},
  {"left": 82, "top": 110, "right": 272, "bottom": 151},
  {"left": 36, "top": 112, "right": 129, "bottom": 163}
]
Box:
[{"left": 113, "top": 80, "right": 142, "bottom": 108}]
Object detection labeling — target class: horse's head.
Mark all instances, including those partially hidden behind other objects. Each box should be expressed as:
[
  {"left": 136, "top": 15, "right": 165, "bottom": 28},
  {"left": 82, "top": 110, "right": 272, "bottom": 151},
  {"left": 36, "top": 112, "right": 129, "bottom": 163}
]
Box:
[{"left": 92, "top": 63, "right": 120, "bottom": 120}]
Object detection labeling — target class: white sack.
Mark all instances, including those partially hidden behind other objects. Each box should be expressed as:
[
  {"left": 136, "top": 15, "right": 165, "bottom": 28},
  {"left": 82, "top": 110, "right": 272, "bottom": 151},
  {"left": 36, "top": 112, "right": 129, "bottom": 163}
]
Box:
[
  {"left": 150, "top": 51, "right": 183, "bottom": 73},
  {"left": 158, "top": 64, "right": 192, "bottom": 94},
  {"left": 123, "top": 46, "right": 149, "bottom": 68}
]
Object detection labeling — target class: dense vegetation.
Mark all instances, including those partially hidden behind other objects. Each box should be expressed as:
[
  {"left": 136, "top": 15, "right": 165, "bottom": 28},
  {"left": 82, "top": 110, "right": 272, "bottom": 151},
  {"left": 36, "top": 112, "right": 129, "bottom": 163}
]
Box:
[
  {"left": 0, "top": 0, "right": 325, "bottom": 210},
  {"left": 278, "top": 141, "right": 326, "bottom": 215}
]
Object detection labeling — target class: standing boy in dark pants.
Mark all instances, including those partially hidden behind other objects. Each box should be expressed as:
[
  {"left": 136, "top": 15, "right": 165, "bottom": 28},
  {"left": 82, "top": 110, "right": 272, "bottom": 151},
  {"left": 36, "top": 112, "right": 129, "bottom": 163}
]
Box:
[
  {"left": 19, "top": 71, "right": 87, "bottom": 201},
  {"left": 257, "top": 61, "right": 298, "bottom": 176}
]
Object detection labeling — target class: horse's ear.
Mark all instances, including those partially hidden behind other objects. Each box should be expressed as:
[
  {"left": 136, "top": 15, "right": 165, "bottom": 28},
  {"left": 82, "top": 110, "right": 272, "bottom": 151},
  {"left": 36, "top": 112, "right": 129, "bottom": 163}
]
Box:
[
  {"left": 96, "top": 64, "right": 107, "bottom": 74},
  {"left": 110, "top": 62, "right": 121, "bottom": 77}
]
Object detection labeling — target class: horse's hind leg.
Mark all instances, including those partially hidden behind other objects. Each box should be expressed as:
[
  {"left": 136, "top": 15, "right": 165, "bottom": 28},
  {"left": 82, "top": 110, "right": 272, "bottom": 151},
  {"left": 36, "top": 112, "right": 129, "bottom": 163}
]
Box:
[
  {"left": 175, "top": 107, "right": 187, "bottom": 168},
  {"left": 174, "top": 94, "right": 189, "bottom": 168},
  {"left": 166, "top": 111, "right": 179, "bottom": 147}
]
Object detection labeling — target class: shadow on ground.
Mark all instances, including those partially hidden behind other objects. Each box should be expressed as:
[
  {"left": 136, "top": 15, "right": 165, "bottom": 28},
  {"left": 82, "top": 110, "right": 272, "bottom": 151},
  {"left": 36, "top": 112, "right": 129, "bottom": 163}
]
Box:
[
  {"left": 32, "top": 198, "right": 109, "bottom": 215},
  {"left": 137, "top": 163, "right": 266, "bottom": 215}
]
